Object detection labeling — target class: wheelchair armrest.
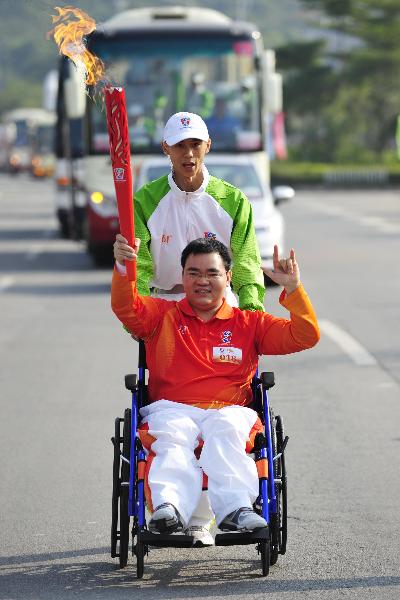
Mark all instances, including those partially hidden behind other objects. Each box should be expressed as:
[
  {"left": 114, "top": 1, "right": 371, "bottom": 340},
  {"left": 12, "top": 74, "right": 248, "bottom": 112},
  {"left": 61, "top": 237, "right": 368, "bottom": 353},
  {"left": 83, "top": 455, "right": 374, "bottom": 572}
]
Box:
[
  {"left": 260, "top": 371, "right": 275, "bottom": 390},
  {"left": 253, "top": 432, "right": 267, "bottom": 451},
  {"left": 125, "top": 374, "right": 138, "bottom": 392}
]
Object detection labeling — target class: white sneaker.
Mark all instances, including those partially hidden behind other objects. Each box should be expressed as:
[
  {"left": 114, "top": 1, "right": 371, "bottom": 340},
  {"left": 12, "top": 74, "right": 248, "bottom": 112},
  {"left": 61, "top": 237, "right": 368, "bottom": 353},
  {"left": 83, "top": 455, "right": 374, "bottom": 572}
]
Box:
[
  {"left": 219, "top": 507, "right": 268, "bottom": 532},
  {"left": 184, "top": 525, "right": 215, "bottom": 547},
  {"left": 149, "top": 503, "right": 183, "bottom": 534}
]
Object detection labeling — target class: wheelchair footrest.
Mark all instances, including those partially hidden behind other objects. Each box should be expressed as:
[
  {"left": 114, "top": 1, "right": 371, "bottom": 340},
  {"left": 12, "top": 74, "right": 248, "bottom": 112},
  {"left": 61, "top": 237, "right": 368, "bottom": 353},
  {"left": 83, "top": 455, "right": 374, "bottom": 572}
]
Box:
[
  {"left": 215, "top": 527, "right": 269, "bottom": 546},
  {"left": 140, "top": 530, "right": 195, "bottom": 548}
]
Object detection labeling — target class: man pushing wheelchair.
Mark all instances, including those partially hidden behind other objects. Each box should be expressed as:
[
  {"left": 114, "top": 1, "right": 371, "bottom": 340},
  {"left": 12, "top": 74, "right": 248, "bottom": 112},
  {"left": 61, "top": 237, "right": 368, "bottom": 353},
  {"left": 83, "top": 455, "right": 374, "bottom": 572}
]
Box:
[{"left": 111, "top": 235, "right": 319, "bottom": 538}]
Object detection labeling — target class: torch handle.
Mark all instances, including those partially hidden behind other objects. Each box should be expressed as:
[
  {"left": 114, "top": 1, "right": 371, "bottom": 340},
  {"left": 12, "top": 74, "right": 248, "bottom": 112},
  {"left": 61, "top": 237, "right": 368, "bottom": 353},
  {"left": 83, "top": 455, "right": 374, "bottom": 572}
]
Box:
[{"left": 104, "top": 87, "right": 136, "bottom": 281}]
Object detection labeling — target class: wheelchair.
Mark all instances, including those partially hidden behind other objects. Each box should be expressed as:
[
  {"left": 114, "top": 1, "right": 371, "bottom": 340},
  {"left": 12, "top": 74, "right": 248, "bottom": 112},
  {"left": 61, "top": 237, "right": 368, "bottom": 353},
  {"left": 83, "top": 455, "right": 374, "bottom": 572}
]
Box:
[{"left": 111, "top": 341, "right": 289, "bottom": 578}]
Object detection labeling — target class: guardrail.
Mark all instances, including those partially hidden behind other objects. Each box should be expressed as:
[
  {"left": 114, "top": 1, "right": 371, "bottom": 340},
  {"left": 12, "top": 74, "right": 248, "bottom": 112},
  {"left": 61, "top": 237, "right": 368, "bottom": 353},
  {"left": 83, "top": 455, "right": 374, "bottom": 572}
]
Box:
[{"left": 323, "top": 169, "right": 389, "bottom": 187}]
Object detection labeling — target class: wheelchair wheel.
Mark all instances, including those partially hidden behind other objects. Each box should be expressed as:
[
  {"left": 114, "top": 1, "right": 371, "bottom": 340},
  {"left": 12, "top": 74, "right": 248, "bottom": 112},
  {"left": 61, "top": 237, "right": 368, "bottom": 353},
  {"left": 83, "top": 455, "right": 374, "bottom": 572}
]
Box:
[
  {"left": 111, "top": 418, "right": 122, "bottom": 558},
  {"left": 259, "top": 538, "right": 270, "bottom": 576},
  {"left": 132, "top": 449, "right": 147, "bottom": 578},
  {"left": 276, "top": 414, "right": 288, "bottom": 555},
  {"left": 269, "top": 408, "right": 280, "bottom": 565},
  {"left": 119, "top": 408, "right": 131, "bottom": 569},
  {"left": 134, "top": 529, "right": 145, "bottom": 579}
]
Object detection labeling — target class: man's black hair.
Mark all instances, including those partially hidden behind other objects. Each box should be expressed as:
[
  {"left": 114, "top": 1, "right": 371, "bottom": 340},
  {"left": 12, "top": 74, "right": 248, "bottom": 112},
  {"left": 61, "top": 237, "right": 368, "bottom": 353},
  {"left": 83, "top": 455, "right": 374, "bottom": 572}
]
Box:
[{"left": 181, "top": 238, "right": 232, "bottom": 271}]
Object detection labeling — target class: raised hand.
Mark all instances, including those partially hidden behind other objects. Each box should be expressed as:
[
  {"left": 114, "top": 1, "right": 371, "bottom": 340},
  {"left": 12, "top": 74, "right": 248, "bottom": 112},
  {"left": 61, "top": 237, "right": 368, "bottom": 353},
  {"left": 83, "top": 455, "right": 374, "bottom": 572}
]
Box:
[
  {"left": 113, "top": 233, "right": 141, "bottom": 266},
  {"left": 262, "top": 245, "right": 300, "bottom": 294}
]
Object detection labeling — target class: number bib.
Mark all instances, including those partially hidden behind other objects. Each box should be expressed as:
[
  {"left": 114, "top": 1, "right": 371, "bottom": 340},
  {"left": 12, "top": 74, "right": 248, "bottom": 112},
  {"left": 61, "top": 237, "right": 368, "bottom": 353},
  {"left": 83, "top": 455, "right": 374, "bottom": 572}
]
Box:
[{"left": 212, "top": 346, "right": 242, "bottom": 364}]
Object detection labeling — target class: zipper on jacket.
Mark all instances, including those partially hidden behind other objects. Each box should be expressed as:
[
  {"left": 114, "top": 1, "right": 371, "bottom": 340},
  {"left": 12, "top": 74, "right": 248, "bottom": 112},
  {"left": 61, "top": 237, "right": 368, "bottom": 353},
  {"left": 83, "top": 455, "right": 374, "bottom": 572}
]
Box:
[{"left": 185, "top": 192, "right": 190, "bottom": 242}]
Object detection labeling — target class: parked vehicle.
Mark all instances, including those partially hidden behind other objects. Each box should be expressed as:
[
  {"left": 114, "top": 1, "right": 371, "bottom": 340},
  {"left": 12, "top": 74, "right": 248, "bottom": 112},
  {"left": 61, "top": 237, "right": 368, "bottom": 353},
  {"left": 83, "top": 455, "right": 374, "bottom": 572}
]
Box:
[
  {"left": 30, "top": 117, "right": 56, "bottom": 178},
  {"left": 86, "top": 153, "right": 293, "bottom": 270},
  {"left": 1, "top": 108, "right": 55, "bottom": 174},
  {"left": 139, "top": 155, "right": 293, "bottom": 270}
]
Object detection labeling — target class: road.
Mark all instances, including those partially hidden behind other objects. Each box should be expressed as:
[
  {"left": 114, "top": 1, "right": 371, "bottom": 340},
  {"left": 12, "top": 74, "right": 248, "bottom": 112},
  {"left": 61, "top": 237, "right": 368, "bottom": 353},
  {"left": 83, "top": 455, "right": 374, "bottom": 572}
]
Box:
[{"left": 0, "top": 174, "right": 399, "bottom": 599}]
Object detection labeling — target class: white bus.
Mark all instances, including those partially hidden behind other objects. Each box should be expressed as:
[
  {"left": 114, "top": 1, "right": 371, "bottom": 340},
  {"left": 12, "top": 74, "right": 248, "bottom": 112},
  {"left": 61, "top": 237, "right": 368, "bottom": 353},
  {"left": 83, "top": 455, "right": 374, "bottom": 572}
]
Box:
[
  {"left": 55, "top": 6, "right": 284, "bottom": 260},
  {"left": 1, "top": 108, "right": 54, "bottom": 174}
]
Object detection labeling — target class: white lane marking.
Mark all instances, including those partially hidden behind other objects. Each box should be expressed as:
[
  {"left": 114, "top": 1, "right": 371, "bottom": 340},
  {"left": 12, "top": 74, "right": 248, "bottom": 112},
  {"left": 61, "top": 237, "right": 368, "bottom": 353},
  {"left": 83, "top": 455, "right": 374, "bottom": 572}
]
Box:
[
  {"left": 377, "top": 381, "right": 395, "bottom": 388},
  {"left": 357, "top": 215, "right": 400, "bottom": 233},
  {"left": 0, "top": 218, "right": 55, "bottom": 229},
  {"left": 26, "top": 246, "right": 44, "bottom": 261},
  {"left": 301, "top": 200, "right": 400, "bottom": 234},
  {"left": 319, "top": 319, "right": 377, "bottom": 366},
  {"left": 25, "top": 230, "right": 54, "bottom": 261},
  {"left": 0, "top": 276, "right": 15, "bottom": 292}
]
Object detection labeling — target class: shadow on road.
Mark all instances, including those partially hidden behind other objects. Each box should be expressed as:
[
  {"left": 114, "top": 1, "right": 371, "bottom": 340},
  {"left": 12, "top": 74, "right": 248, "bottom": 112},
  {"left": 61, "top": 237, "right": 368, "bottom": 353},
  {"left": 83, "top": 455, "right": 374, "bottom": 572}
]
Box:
[{"left": 1, "top": 546, "right": 399, "bottom": 598}]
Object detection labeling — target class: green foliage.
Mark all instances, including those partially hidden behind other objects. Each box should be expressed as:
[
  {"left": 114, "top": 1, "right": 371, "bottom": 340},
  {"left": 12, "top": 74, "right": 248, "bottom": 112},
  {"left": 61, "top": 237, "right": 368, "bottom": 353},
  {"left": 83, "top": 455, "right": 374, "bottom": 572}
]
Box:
[
  {"left": 286, "top": 0, "right": 400, "bottom": 162},
  {"left": 0, "top": 78, "right": 42, "bottom": 114},
  {"left": 271, "top": 159, "right": 400, "bottom": 186}
]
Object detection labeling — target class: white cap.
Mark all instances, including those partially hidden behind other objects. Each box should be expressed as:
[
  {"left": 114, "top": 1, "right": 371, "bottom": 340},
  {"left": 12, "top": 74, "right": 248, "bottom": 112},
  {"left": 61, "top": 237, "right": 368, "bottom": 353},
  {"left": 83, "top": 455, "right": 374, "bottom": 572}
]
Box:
[{"left": 163, "top": 112, "right": 209, "bottom": 146}]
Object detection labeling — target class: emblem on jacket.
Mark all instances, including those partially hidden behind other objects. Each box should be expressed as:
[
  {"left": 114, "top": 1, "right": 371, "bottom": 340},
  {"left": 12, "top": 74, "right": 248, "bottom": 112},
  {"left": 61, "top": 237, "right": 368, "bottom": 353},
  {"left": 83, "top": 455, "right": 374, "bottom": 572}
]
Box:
[
  {"left": 221, "top": 330, "right": 232, "bottom": 344},
  {"left": 178, "top": 324, "right": 188, "bottom": 335}
]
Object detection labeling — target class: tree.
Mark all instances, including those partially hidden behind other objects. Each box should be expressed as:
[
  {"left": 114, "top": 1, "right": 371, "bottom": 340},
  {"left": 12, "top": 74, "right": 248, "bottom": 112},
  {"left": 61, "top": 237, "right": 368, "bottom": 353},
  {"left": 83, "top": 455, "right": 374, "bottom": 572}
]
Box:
[
  {"left": 291, "top": 0, "right": 400, "bottom": 162},
  {"left": 276, "top": 39, "right": 337, "bottom": 161}
]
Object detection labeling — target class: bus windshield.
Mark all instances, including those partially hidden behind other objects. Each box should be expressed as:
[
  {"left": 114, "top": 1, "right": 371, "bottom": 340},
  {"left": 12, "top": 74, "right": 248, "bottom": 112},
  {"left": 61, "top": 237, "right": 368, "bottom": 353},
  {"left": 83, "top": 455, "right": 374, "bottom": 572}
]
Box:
[
  {"left": 34, "top": 125, "right": 55, "bottom": 154},
  {"left": 89, "top": 34, "right": 262, "bottom": 154},
  {"left": 14, "top": 121, "right": 30, "bottom": 147}
]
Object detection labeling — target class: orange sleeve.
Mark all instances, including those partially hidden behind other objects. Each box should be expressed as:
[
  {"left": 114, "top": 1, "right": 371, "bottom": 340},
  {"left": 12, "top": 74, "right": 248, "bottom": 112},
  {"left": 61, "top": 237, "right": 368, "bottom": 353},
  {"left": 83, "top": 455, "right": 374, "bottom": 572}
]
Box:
[
  {"left": 255, "top": 284, "right": 320, "bottom": 355},
  {"left": 111, "top": 267, "right": 164, "bottom": 340}
]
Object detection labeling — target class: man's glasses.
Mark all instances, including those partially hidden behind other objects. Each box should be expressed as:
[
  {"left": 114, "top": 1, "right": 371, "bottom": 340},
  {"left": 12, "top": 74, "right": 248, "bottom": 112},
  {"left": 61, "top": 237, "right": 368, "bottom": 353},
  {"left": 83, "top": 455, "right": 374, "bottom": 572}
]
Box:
[{"left": 184, "top": 269, "right": 227, "bottom": 281}]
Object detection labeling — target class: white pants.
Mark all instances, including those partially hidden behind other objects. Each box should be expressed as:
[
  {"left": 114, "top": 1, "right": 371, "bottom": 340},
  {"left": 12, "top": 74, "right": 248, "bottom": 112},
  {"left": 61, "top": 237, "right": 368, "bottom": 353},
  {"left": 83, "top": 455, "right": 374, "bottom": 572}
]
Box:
[
  {"left": 150, "top": 287, "right": 238, "bottom": 526},
  {"left": 140, "top": 400, "right": 259, "bottom": 526}
]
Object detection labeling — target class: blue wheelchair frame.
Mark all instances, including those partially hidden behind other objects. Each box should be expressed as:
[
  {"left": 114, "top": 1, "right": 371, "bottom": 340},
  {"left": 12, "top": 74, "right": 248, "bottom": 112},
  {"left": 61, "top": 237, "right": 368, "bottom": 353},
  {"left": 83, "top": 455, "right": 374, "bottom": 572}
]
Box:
[{"left": 111, "top": 343, "right": 288, "bottom": 578}]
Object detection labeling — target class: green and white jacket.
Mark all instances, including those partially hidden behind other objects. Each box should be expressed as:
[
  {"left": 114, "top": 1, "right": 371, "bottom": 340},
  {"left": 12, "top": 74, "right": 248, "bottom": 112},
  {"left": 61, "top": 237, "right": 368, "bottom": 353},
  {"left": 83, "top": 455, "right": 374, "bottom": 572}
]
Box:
[{"left": 135, "top": 166, "right": 265, "bottom": 311}]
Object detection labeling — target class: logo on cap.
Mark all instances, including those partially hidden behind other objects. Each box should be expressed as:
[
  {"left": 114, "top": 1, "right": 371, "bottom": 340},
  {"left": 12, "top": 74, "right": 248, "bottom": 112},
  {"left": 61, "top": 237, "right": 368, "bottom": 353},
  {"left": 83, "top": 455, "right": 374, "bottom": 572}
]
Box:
[{"left": 181, "top": 117, "right": 191, "bottom": 127}]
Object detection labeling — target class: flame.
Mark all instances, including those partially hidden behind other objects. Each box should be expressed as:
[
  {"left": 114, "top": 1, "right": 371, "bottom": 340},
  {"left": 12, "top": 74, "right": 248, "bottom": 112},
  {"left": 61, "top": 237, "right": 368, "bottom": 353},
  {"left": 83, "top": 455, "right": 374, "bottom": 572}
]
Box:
[{"left": 48, "top": 6, "right": 105, "bottom": 86}]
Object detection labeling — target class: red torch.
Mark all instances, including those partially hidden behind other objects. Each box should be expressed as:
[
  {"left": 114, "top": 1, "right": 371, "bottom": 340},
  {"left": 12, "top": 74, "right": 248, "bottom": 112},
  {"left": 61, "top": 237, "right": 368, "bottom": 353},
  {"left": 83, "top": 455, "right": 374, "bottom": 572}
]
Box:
[{"left": 104, "top": 86, "right": 136, "bottom": 281}]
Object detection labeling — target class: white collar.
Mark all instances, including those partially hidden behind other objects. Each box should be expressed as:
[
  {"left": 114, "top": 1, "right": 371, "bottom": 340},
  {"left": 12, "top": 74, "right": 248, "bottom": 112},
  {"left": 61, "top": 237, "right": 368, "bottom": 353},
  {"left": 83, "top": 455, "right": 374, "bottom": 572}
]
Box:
[{"left": 168, "top": 165, "right": 210, "bottom": 199}]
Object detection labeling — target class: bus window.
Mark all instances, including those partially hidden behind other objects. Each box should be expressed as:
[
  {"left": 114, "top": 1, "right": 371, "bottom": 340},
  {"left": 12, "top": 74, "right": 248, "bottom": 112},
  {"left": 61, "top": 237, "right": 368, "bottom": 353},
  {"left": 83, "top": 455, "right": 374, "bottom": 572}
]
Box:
[{"left": 88, "top": 34, "right": 262, "bottom": 154}]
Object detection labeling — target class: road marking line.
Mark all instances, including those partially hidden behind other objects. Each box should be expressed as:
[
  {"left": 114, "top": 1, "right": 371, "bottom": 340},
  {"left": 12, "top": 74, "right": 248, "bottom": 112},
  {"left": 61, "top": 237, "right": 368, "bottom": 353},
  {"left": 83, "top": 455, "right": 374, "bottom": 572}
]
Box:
[
  {"left": 358, "top": 215, "right": 400, "bottom": 234},
  {"left": 0, "top": 276, "right": 15, "bottom": 292},
  {"left": 319, "top": 319, "right": 377, "bottom": 366},
  {"left": 25, "top": 230, "right": 54, "bottom": 261},
  {"left": 302, "top": 200, "right": 400, "bottom": 234},
  {"left": 25, "top": 247, "right": 44, "bottom": 261}
]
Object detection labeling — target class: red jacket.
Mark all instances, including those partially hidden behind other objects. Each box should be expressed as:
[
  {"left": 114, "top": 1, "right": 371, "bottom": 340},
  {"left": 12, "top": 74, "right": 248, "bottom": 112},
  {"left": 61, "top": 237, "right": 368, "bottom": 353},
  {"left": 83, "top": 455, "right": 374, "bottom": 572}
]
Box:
[{"left": 111, "top": 269, "right": 320, "bottom": 409}]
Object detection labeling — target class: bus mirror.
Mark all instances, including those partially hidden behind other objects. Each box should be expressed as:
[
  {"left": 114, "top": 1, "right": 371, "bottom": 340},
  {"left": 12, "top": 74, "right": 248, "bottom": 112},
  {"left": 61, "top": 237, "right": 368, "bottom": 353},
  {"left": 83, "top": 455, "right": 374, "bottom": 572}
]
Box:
[
  {"left": 266, "top": 72, "right": 283, "bottom": 114},
  {"left": 263, "top": 50, "right": 283, "bottom": 114},
  {"left": 65, "top": 62, "right": 86, "bottom": 119},
  {"left": 42, "top": 70, "right": 58, "bottom": 112}
]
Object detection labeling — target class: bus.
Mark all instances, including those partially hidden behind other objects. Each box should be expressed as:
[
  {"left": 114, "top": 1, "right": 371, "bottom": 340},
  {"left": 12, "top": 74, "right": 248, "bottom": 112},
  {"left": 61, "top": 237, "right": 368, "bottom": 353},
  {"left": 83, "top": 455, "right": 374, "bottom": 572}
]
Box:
[
  {"left": 1, "top": 108, "right": 55, "bottom": 174},
  {"left": 55, "top": 5, "right": 284, "bottom": 260}
]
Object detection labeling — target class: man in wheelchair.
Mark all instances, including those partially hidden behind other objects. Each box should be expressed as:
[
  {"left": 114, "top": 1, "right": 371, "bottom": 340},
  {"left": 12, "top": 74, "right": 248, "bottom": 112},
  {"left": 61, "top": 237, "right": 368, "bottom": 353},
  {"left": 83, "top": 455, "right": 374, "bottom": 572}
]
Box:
[{"left": 112, "top": 235, "right": 319, "bottom": 536}]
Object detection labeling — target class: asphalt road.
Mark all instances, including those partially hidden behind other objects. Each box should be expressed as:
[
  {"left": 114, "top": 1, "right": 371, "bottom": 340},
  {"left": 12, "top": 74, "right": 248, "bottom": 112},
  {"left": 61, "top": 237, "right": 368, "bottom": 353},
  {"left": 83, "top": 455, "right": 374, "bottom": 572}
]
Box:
[{"left": 0, "top": 174, "right": 399, "bottom": 599}]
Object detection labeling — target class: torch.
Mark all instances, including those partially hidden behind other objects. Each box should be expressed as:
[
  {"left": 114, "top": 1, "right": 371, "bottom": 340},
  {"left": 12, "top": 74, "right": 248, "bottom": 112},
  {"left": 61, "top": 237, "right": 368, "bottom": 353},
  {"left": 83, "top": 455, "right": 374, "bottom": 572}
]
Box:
[
  {"left": 104, "top": 87, "right": 136, "bottom": 281},
  {"left": 48, "top": 8, "right": 136, "bottom": 279}
]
